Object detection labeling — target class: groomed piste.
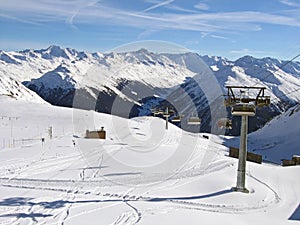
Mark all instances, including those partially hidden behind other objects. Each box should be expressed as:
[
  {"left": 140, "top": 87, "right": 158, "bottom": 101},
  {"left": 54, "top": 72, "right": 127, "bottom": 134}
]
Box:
[{"left": 0, "top": 96, "right": 299, "bottom": 225}]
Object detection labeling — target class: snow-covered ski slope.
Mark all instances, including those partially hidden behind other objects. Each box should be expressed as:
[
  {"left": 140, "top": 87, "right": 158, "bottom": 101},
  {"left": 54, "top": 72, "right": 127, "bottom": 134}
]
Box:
[
  {"left": 0, "top": 96, "right": 299, "bottom": 225},
  {"left": 0, "top": 74, "right": 47, "bottom": 103},
  {"left": 225, "top": 103, "right": 300, "bottom": 164}
]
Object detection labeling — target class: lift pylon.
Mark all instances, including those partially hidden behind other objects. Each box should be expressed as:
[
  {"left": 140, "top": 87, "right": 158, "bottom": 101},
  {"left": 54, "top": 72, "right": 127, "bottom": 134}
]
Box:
[{"left": 224, "top": 86, "right": 270, "bottom": 193}]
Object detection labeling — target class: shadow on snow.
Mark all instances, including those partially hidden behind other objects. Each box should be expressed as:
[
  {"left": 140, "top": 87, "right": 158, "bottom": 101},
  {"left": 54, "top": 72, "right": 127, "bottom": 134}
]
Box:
[{"left": 147, "top": 189, "right": 232, "bottom": 202}]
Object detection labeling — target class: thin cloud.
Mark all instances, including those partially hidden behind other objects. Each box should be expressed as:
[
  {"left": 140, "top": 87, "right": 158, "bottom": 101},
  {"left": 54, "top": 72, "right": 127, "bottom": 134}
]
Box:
[
  {"left": 201, "top": 32, "right": 209, "bottom": 38},
  {"left": 210, "top": 35, "right": 229, "bottom": 40},
  {"left": 143, "top": 0, "right": 174, "bottom": 12},
  {"left": 144, "top": 0, "right": 198, "bottom": 13},
  {"left": 0, "top": 13, "right": 41, "bottom": 25},
  {"left": 137, "top": 29, "right": 158, "bottom": 39},
  {"left": 280, "top": 0, "right": 300, "bottom": 7},
  {"left": 194, "top": 3, "right": 210, "bottom": 11},
  {"left": 66, "top": 11, "right": 79, "bottom": 29},
  {"left": 1, "top": 1, "right": 300, "bottom": 34},
  {"left": 230, "top": 48, "right": 251, "bottom": 54},
  {"left": 201, "top": 32, "right": 231, "bottom": 40},
  {"left": 183, "top": 11, "right": 300, "bottom": 27},
  {"left": 65, "top": 0, "right": 99, "bottom": 29},
  {"left": 165, "top": 5, "right": 199, "bottom": 13},
  {"left": 230, "top": 48, "right": 273, "bottom": 55}
]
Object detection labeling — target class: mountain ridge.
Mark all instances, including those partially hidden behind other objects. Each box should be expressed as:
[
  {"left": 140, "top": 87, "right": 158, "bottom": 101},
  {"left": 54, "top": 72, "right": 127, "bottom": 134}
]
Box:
[{"left": 1, "top": 45, "right": 299, "bottom": 134}]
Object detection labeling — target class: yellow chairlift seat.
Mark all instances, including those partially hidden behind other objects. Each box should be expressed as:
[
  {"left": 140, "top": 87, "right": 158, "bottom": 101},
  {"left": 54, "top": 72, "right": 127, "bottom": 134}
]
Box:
[
  {"left": 232, "top": 102, "right": 256, "bottom": 116},
  {"left": 151, "top": 108, "right": 158, "bottom": 115},
  {"left": 171, "top": 115, "right": 181, "bottom": 122},
  {"left": 157, "top": 109, "right": 164, "bottom": 115},
  {"left": 188, "top": 116, "right": 201, "bottom": 125},
  {"left": 168, "top": 109, "right": 175, "bottom": 115},
  {"left": 256, "top": 96, "right": 271, "bottom": 107},
  {"left": 163, "top": 112, "right": 170, "bottom": 117}
]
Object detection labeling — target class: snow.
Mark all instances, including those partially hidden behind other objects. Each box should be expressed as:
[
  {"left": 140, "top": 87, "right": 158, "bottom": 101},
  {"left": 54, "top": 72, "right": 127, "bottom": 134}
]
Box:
[
  {"left": 1, "top": 46, "right": 300, "bottom": 109},
  {"left": 210, "top": 65, "right": 219, "bottom": 71},
  {"left": 0, "top": 46, "right": 300, "bottom": 224},
  {"left": 249, "top": 104, "right": 300, "bottom": 163},
  {"left": 225, "top": 103, "right": 300, "bottom": 164},
  {"left": 0, "top": 73, "right": 47, "bottom": 104},
  {"left": 0, "top": 96, "right": 299, "bottom": 224}
]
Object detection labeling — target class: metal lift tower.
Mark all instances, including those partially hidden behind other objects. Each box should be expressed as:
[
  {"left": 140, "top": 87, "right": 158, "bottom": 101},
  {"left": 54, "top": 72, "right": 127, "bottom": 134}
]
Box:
[{"left": 224, "top": 86, "right": 270, "bottom": 193}]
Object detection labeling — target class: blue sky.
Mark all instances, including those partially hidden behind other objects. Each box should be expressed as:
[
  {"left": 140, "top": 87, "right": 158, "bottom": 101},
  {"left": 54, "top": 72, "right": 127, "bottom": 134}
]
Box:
[{"left": 0, "top": 0, "right": 300, "bottom": 59}]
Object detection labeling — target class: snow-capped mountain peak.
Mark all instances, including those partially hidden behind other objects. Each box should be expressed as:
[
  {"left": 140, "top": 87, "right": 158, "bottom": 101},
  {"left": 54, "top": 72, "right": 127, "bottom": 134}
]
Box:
[{"left": 0, "top": 46, "right": 300, "bottom": 135}]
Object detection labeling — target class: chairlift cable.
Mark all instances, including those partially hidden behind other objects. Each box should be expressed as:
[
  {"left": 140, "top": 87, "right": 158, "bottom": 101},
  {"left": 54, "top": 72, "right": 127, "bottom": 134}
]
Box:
[
  {"left": 270, "top": 86, "right": 300, "bottom": 104},
  {"left": 230, "top": 53, "right": 300, "bottom": 106},
  {"left": 252, "top": 53, "right": 300, "bottom": 87}
]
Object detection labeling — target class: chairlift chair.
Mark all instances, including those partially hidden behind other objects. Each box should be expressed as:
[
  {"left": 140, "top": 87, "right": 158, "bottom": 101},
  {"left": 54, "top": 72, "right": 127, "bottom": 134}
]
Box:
[
  {"left": 171, "top": 116, "right": 181, "bottom": 122},
  {"left": 168, "top": 109, "right": 175, "bottom": 115},
  {"left": 151, "top": 108, "right": 157, "bottom": 115},
  {"left": 171, "top": 114, "right": 183, "bottom": 123},
  {"left": 256, "top": 96, "right": 271, "bottom": 107},
  {"left": 163, "top": 112, "right": 170, "bottom": 118},
  {"left": 188, "top": 116, "right": 201, "bottom": 125},
  {"left": 231, "top": 102, "right": 256, "bottom": 116},
  {"left": 153, "top": 111, "right": 160, "bottom": 116},
  {"left": 157, "top": 109, "right": 164, "bottom": 115}
]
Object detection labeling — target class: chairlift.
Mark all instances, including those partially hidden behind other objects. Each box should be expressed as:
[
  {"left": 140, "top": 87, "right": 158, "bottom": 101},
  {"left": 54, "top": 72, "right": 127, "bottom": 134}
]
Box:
[
  {"left": 157, "top": 109, "right": 164, "bottom": 115},
  {"left": 188, "top": 115, "right": 201, "bottom": 125},
  {"left": 168, "top": 108, "right": 175, "bottom": 115},
  {"left": 171, "top": 116, "right": 181, "bottom": 122},
  {"left": 163, "top": 112, "right": 170, "bottom": 117},
  {"left": 256, "top": 96, "right": 271, "bottom": 107},
  {"left": 231, "top": 102, "right": 256, "bottom": 116},
  {"left": 217, "top": 118, "right": 232, "bottom": 129},
  {"left": 171, "top": 114, "right": 183, "bottom": 123},
  {"left": 150, "top": 108, "right": 156, "bottom": 113},
  {"left": 153, "top": 111, "right": 160, "bottom": 116},
  {"left": 151, "top": 108, "right": 157, "bottom": 114}
]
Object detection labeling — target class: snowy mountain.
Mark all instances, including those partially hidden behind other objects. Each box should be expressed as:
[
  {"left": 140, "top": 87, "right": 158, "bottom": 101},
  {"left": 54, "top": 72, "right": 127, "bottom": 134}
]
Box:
[
  {"left": 224, "top": 103, "right": 300, "bottom": 164},
  {"left": 0, "top": 46, "right": 300, "bottom": 134},
  {"left": 249, "top": 103, "right": 300, "bottom": 163},
  {"left": 0, "top": 72, "right": 46, "bottom": 103}
]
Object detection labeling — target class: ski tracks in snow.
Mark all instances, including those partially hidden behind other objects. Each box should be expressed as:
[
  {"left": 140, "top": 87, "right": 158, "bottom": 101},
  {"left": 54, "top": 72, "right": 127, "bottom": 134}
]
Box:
[
  {"left": 57, "top": 190, "right": 76, "bottom": 225},
  {"left": 112, "top": 201, "right": 141, "bottom": 225}
]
